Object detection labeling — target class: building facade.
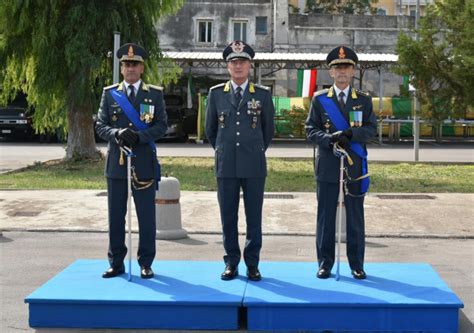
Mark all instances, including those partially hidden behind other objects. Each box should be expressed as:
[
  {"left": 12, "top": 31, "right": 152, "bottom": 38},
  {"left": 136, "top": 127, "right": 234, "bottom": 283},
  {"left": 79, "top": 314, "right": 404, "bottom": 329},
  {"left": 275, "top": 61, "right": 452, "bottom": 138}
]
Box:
[
  {"left": 288, "top": 0, "right": 433, "bottom": 16},
  {"left": 157, "top": 0, "right": 420, "bottom": 97}
]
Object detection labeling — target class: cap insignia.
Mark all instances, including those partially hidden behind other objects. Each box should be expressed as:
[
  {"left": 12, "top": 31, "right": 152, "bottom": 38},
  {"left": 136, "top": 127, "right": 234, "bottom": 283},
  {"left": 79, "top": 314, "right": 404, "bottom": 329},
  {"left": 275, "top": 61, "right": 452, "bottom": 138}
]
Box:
[
  {"left": 231, "top": 41, "right": 244, "bottom": 53},
  {"left": 128, "top": 45, "right": 134, "bottom": 58},
  {"left": 338, "top": 47, "right": 346, "bottom": 59}
]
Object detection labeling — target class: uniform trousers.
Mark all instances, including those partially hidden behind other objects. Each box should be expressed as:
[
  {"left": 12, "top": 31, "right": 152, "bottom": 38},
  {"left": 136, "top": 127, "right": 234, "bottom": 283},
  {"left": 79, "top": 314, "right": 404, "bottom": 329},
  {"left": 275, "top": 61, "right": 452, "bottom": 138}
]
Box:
[
  {"left": 316, "top": 181, "right": 365, "bottom": 271},
  {"left": 106, "top": 177, "right": 156, "bottom": 269},
  {"left": 217, "top": 177, "right": 265, "bottom": 268}
]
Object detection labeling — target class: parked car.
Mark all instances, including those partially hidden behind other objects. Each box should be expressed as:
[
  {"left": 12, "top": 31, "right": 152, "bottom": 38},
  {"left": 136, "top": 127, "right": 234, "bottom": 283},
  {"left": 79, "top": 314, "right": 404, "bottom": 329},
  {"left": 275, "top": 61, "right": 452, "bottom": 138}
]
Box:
[
  {"left": 162, "top": 94, "right": 189, "bottom": 142},
  {"left": 0, "top": 93, "right": 64, "bottom": 142},
  {"left": 0, "top": 93, "right": 35, "bottom": 140}
]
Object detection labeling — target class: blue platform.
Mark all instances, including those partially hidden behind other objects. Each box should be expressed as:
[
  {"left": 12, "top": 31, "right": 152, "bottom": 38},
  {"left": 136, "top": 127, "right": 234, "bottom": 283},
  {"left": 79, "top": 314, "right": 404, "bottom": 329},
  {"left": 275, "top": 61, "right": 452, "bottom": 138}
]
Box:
[
  {"left": 244, "top": 262, "right": 463, "bottom": 332},
  {"left": 25, "top": 260, "right": 246, "bottom": 329},
  {"left": 25, "top": 260, "right": 463, "bottom": 331}
]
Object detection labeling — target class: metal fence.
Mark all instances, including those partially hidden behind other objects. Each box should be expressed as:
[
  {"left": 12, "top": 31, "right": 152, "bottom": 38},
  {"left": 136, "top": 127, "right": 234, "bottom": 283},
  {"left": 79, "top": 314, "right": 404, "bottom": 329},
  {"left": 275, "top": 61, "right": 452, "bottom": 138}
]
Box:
[{"left": 196, "top": 94, "right": 474, "bottom": 141}]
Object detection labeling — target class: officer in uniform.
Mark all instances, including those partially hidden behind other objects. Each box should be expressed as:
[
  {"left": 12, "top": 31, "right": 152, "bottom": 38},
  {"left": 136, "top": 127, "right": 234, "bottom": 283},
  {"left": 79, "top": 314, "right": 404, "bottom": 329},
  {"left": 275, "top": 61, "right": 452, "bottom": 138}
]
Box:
[
  {"left": 95, "top": 43, "right": 168, "bottom": 279},
  {"left": 205, "top": 41, "right": 275, "bottom": 281},
  {"left": 305, "top": 46, "right": 377, "bottom": 280}
]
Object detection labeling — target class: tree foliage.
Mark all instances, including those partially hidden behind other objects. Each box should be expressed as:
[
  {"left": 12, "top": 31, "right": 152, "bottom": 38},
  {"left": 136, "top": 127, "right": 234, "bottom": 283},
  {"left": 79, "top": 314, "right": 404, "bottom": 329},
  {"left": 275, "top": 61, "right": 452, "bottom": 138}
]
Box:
[
  {"left": 306, "top": 0, "right": 378, "bottom": 14},
  {"left": 0, "top": 1, "right": 184, "bottom": 160},
  {"left": 396, "top": 0, "right": 474, "bottom": 122}
]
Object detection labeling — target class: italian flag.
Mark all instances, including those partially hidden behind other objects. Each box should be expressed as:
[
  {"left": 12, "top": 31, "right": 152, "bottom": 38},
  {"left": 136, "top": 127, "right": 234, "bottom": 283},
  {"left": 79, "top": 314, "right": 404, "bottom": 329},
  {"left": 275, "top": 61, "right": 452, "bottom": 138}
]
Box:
[{"left": 296, "top": 69, "right": 317, "bottom": 97}]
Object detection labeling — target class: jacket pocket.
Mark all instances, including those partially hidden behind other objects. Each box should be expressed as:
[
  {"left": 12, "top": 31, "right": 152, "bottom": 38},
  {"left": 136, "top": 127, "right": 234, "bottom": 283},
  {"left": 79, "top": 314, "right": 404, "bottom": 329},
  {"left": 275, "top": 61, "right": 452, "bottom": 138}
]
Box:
[
  {"left": 215, "top": 145, "right": 224, "bottom": 174},
  {"left": 255, "top": 144, "right": 266, "bottom": 175}
]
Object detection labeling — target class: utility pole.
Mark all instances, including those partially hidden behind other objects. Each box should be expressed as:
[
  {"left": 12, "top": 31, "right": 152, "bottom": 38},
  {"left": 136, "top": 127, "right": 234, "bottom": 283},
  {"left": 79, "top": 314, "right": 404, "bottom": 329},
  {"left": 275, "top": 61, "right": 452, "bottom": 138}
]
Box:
[
  {"left": 413, "top": 0, "right": 420, "bottom": 161},
  {"left": 113, "top": 32, "right": 121, "bottom": 84}
]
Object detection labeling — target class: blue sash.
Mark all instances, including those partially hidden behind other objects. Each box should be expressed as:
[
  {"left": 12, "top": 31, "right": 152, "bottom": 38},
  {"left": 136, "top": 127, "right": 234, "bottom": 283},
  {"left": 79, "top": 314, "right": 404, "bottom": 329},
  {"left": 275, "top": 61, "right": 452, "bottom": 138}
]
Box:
[
  {"left": 317, "top": 94, "right": 370, "bottom": 193},
  {"left": 110, "top": 89, "right": 161, "bottom": 184}
]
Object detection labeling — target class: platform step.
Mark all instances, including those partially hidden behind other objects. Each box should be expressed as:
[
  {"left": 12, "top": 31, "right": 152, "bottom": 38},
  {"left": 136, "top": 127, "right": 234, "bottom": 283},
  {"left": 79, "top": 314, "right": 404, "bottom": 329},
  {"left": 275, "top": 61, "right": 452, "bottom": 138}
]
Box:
[
  {"left": 25, "top": 260, "right": 245, "bottom": 329},
  {"left": 244, "top": 262, "right": 463, "bottom": 332},
  {"left": 25, "top": 260, "right": 463, "bottom": 331}
]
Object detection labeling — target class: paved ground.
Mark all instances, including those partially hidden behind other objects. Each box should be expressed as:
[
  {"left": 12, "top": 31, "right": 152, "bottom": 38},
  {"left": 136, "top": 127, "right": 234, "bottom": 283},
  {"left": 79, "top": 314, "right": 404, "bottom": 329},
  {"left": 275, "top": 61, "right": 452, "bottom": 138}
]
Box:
[
  {"left": 0, "top": 189, "right": 473, "bottom": 332},
  {"left": 0, "top": 140, "right": 473, "bottom": 332},
  {"left": 1, "top": 141, "right": 473, "bottom": 173},
  {"left": 1, "top": 233, "right": 473, "bottom": 333},
  {"left": 1, "top": 190, "right": 473, "bottom": 239}
]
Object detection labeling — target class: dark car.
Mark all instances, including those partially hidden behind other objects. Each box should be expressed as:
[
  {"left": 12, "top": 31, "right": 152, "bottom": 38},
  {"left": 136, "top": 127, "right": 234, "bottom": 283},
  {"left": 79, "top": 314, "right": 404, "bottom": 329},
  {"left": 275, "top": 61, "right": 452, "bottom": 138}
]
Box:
[
  {"left": 0, "top": 93, "right": 35, "bottom": 139},
  {"left": 0, "top": 93, "right": 64, "bottom": 142},
  {"left": 163, "top": 94, "right": 189, "bottom": 142}
]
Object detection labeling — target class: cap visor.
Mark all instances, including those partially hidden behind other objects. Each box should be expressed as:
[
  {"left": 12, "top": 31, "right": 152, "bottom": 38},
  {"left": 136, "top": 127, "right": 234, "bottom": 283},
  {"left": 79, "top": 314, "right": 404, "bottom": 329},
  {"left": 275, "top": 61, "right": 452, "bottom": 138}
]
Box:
[
  {"left": 329, "top": 59, "right": 356, "bottom": 67},
  {"left": 226, "top": 53, "right": 251, "bottom": 62},
  {"left": 120, "top": 56, "right": 144, "bottom": 63}
]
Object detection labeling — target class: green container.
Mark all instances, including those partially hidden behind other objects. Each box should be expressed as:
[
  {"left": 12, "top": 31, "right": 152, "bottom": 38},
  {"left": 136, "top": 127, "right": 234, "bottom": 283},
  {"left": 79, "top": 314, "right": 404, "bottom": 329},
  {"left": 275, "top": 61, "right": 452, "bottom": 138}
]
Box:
[
  {"left": 442, "top": 125, "right": 455, "bottom": 136},
  {"left": 400, "top": 123, "right": 413, "bottom": 137},
  {"left": 275, "top": 120, "right": 293, "bottom": 136},
  {"left": 392, "top": 98, "right": 412, "bottom": 118}
]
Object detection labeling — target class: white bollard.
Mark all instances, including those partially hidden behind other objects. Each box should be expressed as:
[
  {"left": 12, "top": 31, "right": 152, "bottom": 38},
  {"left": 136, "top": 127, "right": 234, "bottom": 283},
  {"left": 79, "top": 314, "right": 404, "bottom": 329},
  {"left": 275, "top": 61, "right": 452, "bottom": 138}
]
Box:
[{"left": 155, "top": 177, "right": 187, "bottom": 240}]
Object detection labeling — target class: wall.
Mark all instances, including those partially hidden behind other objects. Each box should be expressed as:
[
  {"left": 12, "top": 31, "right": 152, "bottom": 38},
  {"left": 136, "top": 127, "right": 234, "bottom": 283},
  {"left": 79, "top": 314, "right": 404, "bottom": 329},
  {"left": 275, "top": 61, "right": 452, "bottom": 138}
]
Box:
[
  {"left": 158, "top": 0, "right": 273, "bottom": 52},
  {"left": 282, "top": 13, "right": 415, "bottom": 53},
  {"left": 156, "top": 0, "right": 416, "bottom": 98}
]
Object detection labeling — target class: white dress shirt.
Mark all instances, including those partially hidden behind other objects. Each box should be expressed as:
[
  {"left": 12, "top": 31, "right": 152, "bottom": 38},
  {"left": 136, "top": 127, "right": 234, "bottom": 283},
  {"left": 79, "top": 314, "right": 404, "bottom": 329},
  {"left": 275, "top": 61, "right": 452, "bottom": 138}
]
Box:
[{"left": 333, "top": 84, "right": 350, "bottom": 104}]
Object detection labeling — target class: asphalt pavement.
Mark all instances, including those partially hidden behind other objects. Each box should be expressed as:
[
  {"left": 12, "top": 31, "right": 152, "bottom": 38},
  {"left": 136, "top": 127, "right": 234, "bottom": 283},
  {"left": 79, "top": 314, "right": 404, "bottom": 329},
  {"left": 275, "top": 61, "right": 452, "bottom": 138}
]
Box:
[
  {"left": 0, "top": 140, "right": 473, "bottom": 173},
  {"left": 0, "top": 139, "right": 473, "bottom": 332},
  {"left": 1, "top": 232, "right": 473, "bottom": 333},
  {"left": 0, "top": 188, "right": 473, "bottom": 332}
]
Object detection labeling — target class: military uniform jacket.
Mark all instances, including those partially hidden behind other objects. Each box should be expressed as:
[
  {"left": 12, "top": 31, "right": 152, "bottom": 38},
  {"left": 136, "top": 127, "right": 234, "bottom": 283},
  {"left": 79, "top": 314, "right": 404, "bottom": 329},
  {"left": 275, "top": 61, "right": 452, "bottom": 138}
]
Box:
[
  {"left": 305, "top": 86, "right": 377, "bottom": 183},
  {"left": 95, "top": 81, "right": 168, "bottom": 179},
  {"left": 205, "top": 81, "right": 275, "bottom": 178}
]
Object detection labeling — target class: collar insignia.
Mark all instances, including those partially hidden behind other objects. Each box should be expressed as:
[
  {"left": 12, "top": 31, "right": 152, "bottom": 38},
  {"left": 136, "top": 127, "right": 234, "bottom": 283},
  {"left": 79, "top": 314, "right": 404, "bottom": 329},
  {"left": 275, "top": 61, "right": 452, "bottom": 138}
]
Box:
[
  {"left": 249, "top": 82, "right": 255, "bottom": 93},
  {"left": 224, "top": 81, "right": 231, "bottom": 92}
]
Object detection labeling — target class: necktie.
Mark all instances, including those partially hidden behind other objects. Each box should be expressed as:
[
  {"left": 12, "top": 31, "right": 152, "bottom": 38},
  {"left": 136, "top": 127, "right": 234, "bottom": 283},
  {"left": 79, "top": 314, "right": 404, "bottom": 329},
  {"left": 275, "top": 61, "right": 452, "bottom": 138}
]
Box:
[
  {"left": 338, "top": 91, "right": 345, "bottom": 110},
  {"left": 235, "top": 86, "right": 242, "bottom": 105},
  {"left": 128, "top": 85, "right": 135, "bottom": 103}
]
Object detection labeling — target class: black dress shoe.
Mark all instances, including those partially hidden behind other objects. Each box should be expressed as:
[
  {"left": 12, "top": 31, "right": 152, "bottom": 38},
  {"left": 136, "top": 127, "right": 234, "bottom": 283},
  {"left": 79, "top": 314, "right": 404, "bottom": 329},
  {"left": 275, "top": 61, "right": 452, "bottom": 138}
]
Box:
[
  {"left": 221, "top": 265, "right": 238, "bottom": 280},
  {"left": 140, "top": 266, "right": 154, "bottom": 279},
  {"left": 247, "top": 266, "right": 262, "bottom": 281},
  {"left": 317, "top": 267, "right": 331, "bottom": 279},
  {"left": 351, "top": 269, "right": 367, "bottom": 280},
  {"left": 102, "top": 266, "right": 125, "bottom": 278}
]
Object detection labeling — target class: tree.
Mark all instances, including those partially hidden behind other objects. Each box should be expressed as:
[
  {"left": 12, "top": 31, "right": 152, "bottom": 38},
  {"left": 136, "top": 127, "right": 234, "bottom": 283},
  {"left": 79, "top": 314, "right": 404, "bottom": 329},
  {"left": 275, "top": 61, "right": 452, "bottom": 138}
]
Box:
[
  {"left": 396, "top": 0, "right": 474, "bottom": 132},
  {"left": 0, "top": 1, "right": 184, "bottom": 160},
  {"left": 342, "top": 0, "right": 378, "bottom": 15},
  {"left": 306, "top": 0, "right": 378, "bottom": 14}
]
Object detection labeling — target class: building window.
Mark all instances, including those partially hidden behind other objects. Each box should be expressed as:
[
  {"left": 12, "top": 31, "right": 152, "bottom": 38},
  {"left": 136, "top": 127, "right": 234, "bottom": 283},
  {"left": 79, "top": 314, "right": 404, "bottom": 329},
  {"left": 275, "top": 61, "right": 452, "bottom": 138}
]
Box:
[
  {"left": 256, "top": 16, "right": 267, "bottom": 34},
  {"left": 377, "top": 8, "right": 387, "bottom": 15},
  {"left": 197, "top": 20, "right": 212, "bottom": 43},
  {"left": 232, "top": 20, "right": 248, "bottom": 42}
]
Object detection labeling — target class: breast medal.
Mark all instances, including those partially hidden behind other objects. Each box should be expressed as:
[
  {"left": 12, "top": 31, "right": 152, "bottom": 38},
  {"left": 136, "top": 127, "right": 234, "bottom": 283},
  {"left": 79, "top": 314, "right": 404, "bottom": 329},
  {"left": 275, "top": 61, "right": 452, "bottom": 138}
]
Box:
[
  {"left": 350, "top": 110, "right": 362, "bottom": 127},
  {"left": 219, "top": 112, "right": 226, "bottom": 128},
  {"left": 140, "top": 103, "right": 155, "bottom": 123},
  {"left": 248, "top": 98, "right": 261, "bottom": 129},
  {"left": 324, "top": 121, "right": 331, "bottom": 133}
]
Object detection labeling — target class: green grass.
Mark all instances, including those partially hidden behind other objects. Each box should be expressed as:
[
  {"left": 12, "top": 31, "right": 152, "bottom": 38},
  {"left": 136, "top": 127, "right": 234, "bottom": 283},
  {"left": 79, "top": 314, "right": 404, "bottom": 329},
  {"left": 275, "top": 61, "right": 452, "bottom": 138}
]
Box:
[{"left": 0, "top": 157, "right": 472, "bottom": 193}]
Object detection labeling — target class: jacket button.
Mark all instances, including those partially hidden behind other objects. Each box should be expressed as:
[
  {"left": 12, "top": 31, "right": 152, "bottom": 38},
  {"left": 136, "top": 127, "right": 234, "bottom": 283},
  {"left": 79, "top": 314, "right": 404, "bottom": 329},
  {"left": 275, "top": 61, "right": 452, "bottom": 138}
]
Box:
[
  {"left": 129, "top": 123, "right": 133, "bottom": 127},
  {"left": 236, "top": 132, "right": 240, "bottom": 136},
  {"left": 236, "top": 121, "right": 240, "bottom": 125},
  {"left": 237, "top": 112, "right": 240, "bottom": 115},
  {"left": 236, "top": 142, "right": 240, "bottom": 146}
]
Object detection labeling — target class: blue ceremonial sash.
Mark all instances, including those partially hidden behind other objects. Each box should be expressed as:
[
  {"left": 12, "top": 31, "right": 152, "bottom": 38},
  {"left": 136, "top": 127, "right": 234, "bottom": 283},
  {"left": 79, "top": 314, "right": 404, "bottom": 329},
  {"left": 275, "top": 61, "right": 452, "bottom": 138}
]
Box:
[
  {"left": 317, "top": 94, "right": 370, "bottom": 194},
  {"left": 110, "top": 89, "right": 161, "bottom": 184}
]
